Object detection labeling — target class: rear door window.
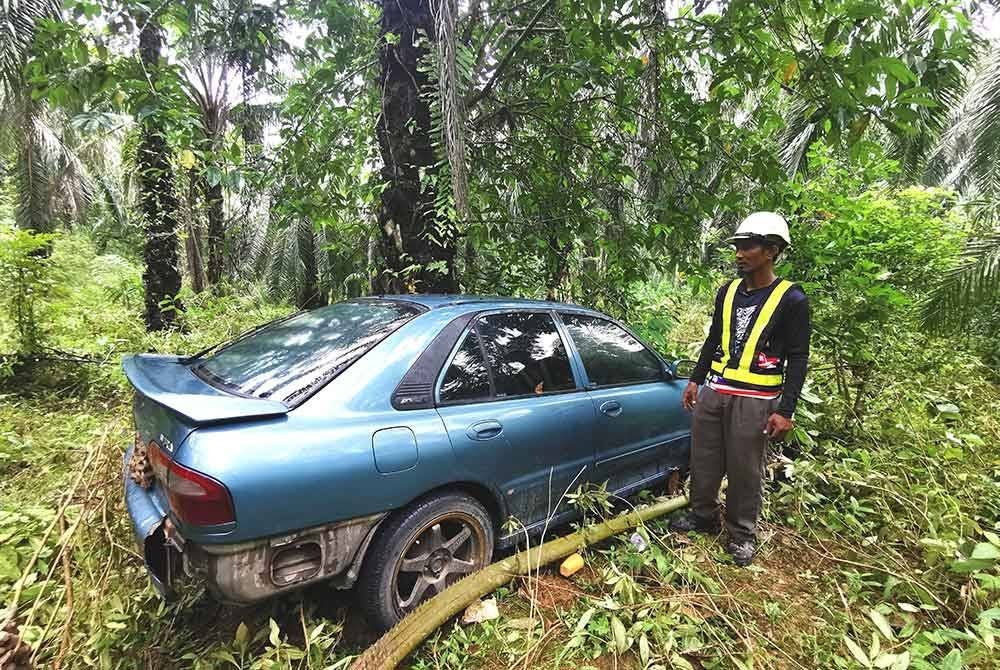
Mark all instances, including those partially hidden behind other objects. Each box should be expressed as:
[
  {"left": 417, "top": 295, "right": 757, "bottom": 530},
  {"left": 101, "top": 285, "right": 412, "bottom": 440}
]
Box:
[
  {"left": 559, "top": 313, "right": 662, "bottom": 387},
  {"left": 476, "top": 312, "right": 575, "bottom": 398},
  {"left": 439, "top": 329, "right": 491, "bottom": 403}
]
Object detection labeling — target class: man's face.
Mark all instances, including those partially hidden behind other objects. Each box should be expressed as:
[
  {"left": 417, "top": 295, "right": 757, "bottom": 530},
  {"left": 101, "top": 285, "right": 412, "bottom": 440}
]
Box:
[{"left": 733, "top": 238, "right": 776, "bottom": 275}]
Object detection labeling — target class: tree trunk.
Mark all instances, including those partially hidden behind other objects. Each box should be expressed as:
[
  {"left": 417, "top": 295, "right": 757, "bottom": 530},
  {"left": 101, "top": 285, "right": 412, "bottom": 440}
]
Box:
[
  {"left": 376, "top": 0, "right": 457, "bottom": 294},
  {"left": 638, "top": 0, "right": 662, "bottom": 205},
  {"left": 184, "top": 169, "right": 206, "bottom": 293},
  {"left": 205, "top": 178, "right": 225, "bottom": 286},
  {"left": 138, "top": 21, "right": 183, "bottom": 331},
  {"left": 297, "top": 220, "right": 324, "bottom": 309},
  {"left": 545, "top": 236, "right": 573, "bottom": 301}
]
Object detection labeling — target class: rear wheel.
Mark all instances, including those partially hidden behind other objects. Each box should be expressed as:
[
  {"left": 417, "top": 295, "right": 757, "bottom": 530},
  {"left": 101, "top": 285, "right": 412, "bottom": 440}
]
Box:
[{"left": 358, "top": 493, "right": 493, "bottom": 632}]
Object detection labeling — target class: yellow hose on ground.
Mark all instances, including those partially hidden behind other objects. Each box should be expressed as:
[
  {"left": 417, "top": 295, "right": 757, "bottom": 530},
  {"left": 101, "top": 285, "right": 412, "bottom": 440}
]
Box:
[{"left": 351, "top": 491, "right": 691, "bottom": 670}]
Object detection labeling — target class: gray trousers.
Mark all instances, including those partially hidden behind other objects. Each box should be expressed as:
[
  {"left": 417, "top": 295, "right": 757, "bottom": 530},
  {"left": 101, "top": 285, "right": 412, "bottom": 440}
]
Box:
[{"left": 689, "top": 386, "right": 778, "bottom": 543}]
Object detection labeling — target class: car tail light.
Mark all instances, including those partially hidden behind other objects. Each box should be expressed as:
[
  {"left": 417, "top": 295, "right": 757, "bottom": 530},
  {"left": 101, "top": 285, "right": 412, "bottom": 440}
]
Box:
[{"left": 148, "top": 442, "right": 235, "bottom": 526}]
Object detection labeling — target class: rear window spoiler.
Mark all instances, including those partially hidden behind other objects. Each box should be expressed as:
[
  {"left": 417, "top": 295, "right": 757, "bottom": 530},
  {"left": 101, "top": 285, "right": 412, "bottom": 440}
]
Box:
[{"left": 123, "top": 354, "right": 289, "bottom": 425}]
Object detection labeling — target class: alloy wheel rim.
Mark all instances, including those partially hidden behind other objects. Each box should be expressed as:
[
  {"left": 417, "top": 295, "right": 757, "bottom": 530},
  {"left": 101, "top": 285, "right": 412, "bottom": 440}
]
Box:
[{"left": 392, "top": 512, "right": 487, "bottom": 615}]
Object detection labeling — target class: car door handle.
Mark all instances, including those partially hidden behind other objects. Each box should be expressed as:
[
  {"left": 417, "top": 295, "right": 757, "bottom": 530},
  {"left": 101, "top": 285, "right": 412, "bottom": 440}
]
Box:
[
  {"left": 600, "top": 400, "right": 623, "bottom": 417},
  {"left": 466, "top": 420, "right": 503, "bottom": 441}
]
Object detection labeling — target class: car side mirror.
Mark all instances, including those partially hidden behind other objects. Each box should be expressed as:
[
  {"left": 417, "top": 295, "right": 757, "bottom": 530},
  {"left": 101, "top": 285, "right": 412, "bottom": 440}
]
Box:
[{"left": 666, "top": 359, "right": 697, "bottom": 380}]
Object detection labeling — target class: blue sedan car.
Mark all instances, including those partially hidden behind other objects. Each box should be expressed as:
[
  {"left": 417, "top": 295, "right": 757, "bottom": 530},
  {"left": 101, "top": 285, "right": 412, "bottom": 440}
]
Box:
[{"left": 123, "top": 295, "right": 692, "bottom": 630}]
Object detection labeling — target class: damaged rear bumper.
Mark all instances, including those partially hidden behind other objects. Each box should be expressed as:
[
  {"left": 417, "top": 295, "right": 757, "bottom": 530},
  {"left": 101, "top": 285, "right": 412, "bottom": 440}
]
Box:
[
  {"left": 123, "top": 446, "right": 176, "bottom": 598},
  {"left": 123, "top": 447, "right": 385, "bottom": 604}
]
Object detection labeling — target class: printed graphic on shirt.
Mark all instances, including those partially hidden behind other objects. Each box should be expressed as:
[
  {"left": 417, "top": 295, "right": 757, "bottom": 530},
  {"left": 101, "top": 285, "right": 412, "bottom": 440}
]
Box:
[
  {"left": 756, "top": 350, "right": 781, "bottom": 369},
  {"left": 732, "top": 305, "right": 757, "bottom": 358}
]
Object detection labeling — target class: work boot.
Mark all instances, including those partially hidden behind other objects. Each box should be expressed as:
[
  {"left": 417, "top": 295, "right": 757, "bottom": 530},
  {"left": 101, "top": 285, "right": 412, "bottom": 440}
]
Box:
[
  {"left": 669, "top": 513, "right": 721, "bottom": 535},
  {"left": 726, "top": 540, "right": 755, "bottom": 567}
]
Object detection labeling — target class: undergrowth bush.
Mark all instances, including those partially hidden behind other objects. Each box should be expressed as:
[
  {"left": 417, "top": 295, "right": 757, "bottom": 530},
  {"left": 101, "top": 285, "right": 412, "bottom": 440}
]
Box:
[
  {"left": 770, "top": 327, "right": 1000, "bottom": 667},
  {"left": 0, "top": 225, "right": 61, "bottom": 361},
  {"left": 0, "top": 233, "right": 291, "bottom": 394}
]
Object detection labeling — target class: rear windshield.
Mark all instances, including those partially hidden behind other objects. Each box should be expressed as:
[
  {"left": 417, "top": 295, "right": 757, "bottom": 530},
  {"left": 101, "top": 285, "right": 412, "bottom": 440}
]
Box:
[{"left": 193, "top": 300, "right": 424, "bottom": 404}]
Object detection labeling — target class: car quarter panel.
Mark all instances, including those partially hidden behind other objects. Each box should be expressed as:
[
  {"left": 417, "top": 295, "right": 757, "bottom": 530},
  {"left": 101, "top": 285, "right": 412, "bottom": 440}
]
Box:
[{"left": 174, "top": 308, "right": 502, "bottom": 545}]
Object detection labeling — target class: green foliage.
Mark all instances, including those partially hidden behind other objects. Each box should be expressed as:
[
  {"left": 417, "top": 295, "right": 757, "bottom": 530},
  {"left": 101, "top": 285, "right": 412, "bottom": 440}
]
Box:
[
  {"left": 922, "top": 230, "right": 1000, "bottom": 335},
  {"left": 782, "top": 146, "right": 965, "bottom": 421},
  {"left": 0, "top": 224, "right": 61, "bottom": 356},
  {"left": 1, "top": 1, "right": 998, "bottom": 668}
]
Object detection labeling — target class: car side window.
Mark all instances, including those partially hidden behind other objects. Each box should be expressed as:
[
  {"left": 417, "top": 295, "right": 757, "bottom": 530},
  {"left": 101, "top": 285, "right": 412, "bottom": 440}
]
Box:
[
  {"left": 560, "top": 313, "right": 662, "bottom": 387},
  {"left": 439, "top": 328, "right": 491, "bottom": 403},
  {"left": 476, "top": 312, "right": 575, "bottom": 398}
]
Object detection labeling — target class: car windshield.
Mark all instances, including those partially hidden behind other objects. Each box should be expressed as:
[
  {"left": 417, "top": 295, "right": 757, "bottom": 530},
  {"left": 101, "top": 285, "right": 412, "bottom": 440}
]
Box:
[{"left": 193, "top": 300, "right": 424, "bottom": 404}]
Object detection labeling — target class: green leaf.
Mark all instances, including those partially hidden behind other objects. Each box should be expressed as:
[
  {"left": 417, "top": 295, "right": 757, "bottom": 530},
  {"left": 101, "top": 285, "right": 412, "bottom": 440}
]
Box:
[
  {"left": 971, "top": 543, "right": 1000, "bottom": 560},
  {"left": 610, "top": 614, "right": 628, "bottom": 653},
  {"left": 874, "top": 653, "right": 898, "bottom": 668},
  {"left": 268, "top": 618, "right": 281, "bottom": 647},
  {"left": 823, "top": 20, "right": 841, "bottom": 46},
  {"left": 639, "top": 633, "right": 650, "bottom": 666},
  {"left": 574, "top": 608, "right": 596, "bottom": 634},
  {"left": 844, "top": 635, "right": 870, "bottom": 667},
  {"left": 671, "top": 654, "right": 694, "bottom": 670},
  {"left": 235, "top": 621, "right": 249, "bottom": 648},
  {"left": 205, "top": 166, "right": 222, "bottom": 188},
  {"left": 873, "top": 57, "right": 917, "bottom": 84},
  {"left": 869, "top": 609, "right": 895, "bottom": 640},
  {"left": 940, "top": 649, "right": 962, "bottom": 670},
  {"left": 799, "top": 387, "right": 823, "bottom": 404}
]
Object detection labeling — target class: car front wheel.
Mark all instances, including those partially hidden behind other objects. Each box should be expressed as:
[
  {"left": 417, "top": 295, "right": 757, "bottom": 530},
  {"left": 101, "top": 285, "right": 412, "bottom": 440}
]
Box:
[{"left": 358, "top": 492, "right": 494, "bottom": 632}]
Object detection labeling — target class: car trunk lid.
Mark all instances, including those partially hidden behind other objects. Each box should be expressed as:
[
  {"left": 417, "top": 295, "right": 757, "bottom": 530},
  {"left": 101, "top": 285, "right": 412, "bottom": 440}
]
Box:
[
  {"left": 124, "top": 353, "right": 289, "bottom": 423},
  {"left": 125, "top": 353, "right": 289, "bottom": 460}
]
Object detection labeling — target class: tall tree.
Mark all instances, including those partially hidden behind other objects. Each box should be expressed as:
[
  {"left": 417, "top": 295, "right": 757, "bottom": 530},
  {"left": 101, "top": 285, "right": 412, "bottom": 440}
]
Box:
[
  {"left": 137, "top": 17, "right": 182, "bottom": 330},
  {"left": 376, "top": 0, "right": 457, "bottom": 293},
  {"left": 923, "top": 41, "right": 1000, "bottom": 330},
  {"left": 0, "top": 0, "right": 64, "bottom": 235},
  {"left": 182, "top": 55, "right": 230, "bottom": 287}
]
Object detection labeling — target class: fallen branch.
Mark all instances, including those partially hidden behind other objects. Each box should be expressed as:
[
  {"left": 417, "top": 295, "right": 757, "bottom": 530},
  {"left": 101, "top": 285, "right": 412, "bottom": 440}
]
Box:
[{"left": 351, "top": 490, "right": 691, "bottom": 670}]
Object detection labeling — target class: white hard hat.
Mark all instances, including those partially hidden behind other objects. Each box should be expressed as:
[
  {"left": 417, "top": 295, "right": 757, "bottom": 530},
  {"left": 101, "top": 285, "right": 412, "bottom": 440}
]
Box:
[{"left": 727, "top": 211, "right": 791, "bottom": 246}]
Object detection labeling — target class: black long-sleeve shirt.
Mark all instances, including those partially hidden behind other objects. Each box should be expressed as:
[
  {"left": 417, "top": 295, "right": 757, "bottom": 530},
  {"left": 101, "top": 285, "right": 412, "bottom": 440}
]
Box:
[{"left": 691, "top": 278, "right": 810, "bottom": 418}]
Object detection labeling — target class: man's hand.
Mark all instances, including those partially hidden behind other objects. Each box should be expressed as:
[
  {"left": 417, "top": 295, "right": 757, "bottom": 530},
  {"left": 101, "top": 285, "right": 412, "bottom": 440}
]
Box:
[
  {"left": 682, "top": 382, "right": 699, "bottom": 411},
  {"left": 764, "top": 413, "right": 793, "bottom": 441}
]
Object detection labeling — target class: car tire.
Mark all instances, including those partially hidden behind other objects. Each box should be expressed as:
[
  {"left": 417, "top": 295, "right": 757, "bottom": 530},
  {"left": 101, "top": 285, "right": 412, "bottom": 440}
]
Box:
[{"left": 358, "top": 492, "right": 494, "bottom": 632}]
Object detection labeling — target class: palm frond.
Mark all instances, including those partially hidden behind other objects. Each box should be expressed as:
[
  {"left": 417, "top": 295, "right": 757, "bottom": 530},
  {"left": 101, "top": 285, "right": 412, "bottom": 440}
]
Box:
[
  {"left": 15, "top": 103, "right": 53, "bottom": 232},
  {"left": 229, "top": 101, "right": 280, "bottom": 145},
  {"left": 777, "top": 101, "right": 817, "bottom": 177},
  {"left": 928, "top": 41, "right": 1000, "bottom": 196},
  {"left": 922, "top": 230, "right": 1000, "bottom": 331},
  {"left": 0, "top": 0, "right": 61, "bottom": 106}
]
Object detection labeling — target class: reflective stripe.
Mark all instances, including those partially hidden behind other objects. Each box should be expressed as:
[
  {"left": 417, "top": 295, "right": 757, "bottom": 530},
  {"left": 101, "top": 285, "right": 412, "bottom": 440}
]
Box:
[
  {"left": 711, "top": 361, "right": 783, "bottom": 386},
  {"left": 719, "top": 367, "right": 784, "bottom": 386},
  {"left": 711, "top": 279, "right": 793, "bottom": 388},
  {"left": 715, "top": 279, "right": 741, "bottom": 371}
]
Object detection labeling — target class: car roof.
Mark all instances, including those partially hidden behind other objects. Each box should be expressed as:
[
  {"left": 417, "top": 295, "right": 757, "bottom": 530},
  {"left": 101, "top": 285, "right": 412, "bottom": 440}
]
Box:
[{"left": 372, "top": 293, "right": 604, "bottom": 315}]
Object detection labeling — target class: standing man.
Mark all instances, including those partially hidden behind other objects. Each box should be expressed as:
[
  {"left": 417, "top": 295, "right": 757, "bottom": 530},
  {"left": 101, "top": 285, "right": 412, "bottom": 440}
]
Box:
[{"left": 670, "top": 212, "right": 810, "bottom": 567}]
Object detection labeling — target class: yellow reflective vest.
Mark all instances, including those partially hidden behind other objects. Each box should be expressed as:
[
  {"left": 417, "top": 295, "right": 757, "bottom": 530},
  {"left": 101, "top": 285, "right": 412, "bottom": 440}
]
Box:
[{"left": 709, "top": 278, "right": 795, "bottom": 388}]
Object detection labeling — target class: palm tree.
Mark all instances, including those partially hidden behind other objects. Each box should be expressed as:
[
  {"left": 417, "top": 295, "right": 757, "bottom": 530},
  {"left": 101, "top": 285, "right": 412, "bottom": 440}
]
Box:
[
  {"left": 137, "top": 16, "right": 183, "bottom": 330},
  {"left": 922, "top": 41, "right": 1000, "bottom": 330},
  {"left": 0, "top": 0, "right": 79, "bottom": 234},
  {"left": 182, "top": 53, "right": 233, "bottom": 287}
]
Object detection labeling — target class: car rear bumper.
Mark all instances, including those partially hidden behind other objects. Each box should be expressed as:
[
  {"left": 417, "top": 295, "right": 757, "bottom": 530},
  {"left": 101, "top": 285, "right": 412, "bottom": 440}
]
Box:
[
  {"left": 123, "top": 446, "right": 176, "bottom": 597},
  {"left": 123, "top": 446, "right": 386, "bottom": 604}
]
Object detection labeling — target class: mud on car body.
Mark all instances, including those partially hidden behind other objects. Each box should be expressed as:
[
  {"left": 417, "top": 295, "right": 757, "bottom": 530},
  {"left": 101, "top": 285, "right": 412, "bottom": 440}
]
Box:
[{"left": 123, "top": 295, "right": 693, "bottom": 631}]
